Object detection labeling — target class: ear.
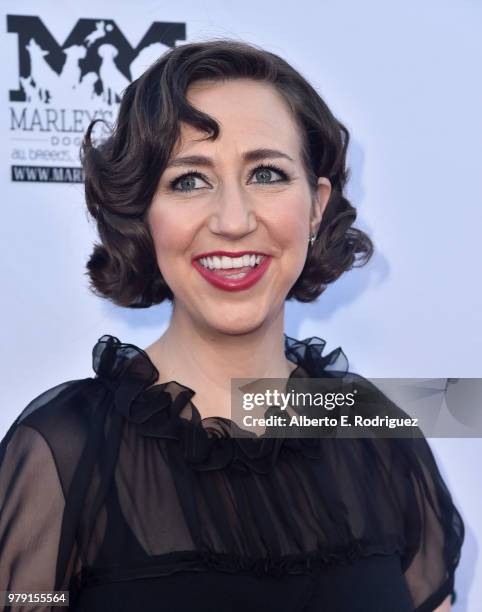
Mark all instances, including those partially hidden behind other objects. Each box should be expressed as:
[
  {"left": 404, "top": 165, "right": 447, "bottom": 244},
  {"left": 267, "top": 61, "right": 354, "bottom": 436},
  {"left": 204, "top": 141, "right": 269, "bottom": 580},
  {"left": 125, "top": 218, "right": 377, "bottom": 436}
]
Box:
[{"left": 310, "top": 177, "right": 331, "bottom": 236}]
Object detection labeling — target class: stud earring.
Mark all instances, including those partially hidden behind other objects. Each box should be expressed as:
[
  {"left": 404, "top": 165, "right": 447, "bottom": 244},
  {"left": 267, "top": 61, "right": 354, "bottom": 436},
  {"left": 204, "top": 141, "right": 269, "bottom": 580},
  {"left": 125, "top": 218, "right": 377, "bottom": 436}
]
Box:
[{"left": 309, "top": 233, "right": 316, "bottom": 247}]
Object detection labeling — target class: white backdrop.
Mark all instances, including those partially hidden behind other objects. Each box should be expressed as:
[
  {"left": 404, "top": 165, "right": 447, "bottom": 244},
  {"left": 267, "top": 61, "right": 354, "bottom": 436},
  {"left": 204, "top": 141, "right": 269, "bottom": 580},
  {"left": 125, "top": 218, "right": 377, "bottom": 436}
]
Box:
[{"left": 1, "top": 1, "right": 480, "bottom": 609}]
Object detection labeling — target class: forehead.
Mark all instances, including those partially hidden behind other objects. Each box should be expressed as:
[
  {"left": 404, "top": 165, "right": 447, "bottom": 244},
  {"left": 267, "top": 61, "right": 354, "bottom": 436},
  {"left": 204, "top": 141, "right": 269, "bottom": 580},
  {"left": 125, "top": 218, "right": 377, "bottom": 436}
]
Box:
[{"left": 177, "top": 78, "right": 302, "bottom": 156}]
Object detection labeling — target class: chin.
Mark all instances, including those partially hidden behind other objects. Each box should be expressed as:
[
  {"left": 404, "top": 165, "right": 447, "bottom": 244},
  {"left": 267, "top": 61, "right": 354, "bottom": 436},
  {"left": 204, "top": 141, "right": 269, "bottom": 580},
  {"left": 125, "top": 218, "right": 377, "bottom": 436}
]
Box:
[{"left": 203, "top": 311, "right": 269, "bottom": 336}]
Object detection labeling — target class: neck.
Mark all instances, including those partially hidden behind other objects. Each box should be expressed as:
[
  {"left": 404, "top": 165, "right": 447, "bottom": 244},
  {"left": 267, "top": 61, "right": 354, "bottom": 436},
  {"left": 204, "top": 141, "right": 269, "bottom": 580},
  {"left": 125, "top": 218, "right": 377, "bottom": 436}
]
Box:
[{"left": 145, "top": 302, "right": 296, "bottom": 394}]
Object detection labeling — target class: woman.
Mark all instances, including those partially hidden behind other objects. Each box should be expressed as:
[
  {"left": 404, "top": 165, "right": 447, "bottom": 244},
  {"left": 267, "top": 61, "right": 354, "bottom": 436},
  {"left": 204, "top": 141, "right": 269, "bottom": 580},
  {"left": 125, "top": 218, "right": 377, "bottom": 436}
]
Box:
[{"left": 0, "top": 40, "right": 464, "bottom": 611}]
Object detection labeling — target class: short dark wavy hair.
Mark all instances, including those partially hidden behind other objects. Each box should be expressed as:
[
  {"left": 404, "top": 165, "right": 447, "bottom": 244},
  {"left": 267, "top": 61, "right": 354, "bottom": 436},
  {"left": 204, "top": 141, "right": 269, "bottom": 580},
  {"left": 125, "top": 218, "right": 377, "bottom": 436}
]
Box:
[{"left": 81, "top": 39, "right": 374, "bottom": 307}]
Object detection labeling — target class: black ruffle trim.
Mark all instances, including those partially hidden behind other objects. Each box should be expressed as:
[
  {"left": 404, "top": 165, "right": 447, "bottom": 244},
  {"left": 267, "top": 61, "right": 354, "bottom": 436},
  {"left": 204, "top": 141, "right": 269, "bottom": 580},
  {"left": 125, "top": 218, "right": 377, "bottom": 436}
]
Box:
[{"left": 91, "top": 333, "right": 349, "bottom": 473}]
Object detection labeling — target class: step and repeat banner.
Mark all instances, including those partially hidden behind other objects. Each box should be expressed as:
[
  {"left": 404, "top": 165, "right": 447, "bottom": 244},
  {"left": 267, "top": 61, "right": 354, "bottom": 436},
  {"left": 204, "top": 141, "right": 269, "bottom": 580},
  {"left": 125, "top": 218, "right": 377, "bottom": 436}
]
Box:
[{"left": 1, "top": 1, "right": 480, "bottom": 609}]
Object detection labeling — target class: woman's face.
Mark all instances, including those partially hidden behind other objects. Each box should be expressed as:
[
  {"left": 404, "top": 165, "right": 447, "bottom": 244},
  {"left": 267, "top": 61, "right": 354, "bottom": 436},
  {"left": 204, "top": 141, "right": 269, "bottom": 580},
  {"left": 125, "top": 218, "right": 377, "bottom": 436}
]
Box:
[{"left": 147, "top": 78, "right": 331, "bottom": 335}]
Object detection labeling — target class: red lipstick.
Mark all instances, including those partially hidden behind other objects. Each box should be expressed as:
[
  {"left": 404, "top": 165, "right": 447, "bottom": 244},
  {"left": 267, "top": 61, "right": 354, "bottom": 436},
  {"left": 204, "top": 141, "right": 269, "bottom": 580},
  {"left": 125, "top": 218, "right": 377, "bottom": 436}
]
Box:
[{"left": 192, "top": 253, "right": 272, "bottom": 292}]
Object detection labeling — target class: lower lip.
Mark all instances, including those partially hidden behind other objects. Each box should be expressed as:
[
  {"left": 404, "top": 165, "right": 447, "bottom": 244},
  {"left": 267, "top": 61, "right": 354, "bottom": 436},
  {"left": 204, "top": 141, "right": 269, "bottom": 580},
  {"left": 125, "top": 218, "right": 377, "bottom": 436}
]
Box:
[{"left": 192, "top": 256, "right": 272, "bottom": 291}]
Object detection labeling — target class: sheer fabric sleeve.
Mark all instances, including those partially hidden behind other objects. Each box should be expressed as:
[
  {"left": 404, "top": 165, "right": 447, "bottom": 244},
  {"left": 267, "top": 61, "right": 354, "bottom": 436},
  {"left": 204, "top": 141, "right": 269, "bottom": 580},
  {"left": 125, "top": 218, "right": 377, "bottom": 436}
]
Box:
[
  {"left": 399, "top": 437, "right": 464, "bottom": 612},
  {"left": 0, "top": 377, "right": 110, "bottom": 611},
  {"left": 0, "top": 424, "right": 66, "bottom": 611}
]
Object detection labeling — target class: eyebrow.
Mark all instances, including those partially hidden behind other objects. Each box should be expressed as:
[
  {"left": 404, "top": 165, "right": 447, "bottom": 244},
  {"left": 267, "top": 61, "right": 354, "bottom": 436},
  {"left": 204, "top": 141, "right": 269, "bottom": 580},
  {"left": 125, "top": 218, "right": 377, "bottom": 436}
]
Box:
[{"left": 166, "top": 148, "right": 295, "bottom": 168}]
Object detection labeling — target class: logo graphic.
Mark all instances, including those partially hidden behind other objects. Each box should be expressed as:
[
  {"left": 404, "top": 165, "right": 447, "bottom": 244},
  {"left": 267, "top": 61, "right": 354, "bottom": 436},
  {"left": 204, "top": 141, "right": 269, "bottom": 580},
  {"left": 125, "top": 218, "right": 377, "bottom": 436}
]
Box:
[{"left": 7, "top": 15, "right": 186, "bottom": 183}]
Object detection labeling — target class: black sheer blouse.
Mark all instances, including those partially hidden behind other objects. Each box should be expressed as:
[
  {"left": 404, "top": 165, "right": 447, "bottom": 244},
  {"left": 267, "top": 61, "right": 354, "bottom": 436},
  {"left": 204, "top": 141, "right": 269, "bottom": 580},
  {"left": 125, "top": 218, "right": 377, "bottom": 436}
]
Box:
[{"left": 0, "top": 334, "right": 464, "bottom": 611}]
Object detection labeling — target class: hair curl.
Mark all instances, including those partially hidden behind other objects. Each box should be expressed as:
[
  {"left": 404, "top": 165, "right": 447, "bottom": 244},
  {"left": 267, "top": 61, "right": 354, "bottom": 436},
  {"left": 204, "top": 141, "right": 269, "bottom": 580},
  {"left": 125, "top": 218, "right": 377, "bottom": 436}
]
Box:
[{"left": 81, "top": 39, "right": 374, "bottom": 307}]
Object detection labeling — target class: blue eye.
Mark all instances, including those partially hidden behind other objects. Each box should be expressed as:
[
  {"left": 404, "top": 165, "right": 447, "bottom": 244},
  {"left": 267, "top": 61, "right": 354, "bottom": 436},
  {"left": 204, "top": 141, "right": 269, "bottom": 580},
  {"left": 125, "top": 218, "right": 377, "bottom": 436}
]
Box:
[
  {"left": 170, "top": 171, "right": 208, "bottom": 193},
  {"left": 250, "top": 164, "right": 289, "bottom": 184}
]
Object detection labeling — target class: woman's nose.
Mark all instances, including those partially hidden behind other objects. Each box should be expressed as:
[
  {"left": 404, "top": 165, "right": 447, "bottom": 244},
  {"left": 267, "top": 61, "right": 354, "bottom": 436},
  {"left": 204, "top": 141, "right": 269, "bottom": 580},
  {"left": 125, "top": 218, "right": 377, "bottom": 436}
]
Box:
[{"left": 208, "top": 181, "right": 257, "bottom": 239}]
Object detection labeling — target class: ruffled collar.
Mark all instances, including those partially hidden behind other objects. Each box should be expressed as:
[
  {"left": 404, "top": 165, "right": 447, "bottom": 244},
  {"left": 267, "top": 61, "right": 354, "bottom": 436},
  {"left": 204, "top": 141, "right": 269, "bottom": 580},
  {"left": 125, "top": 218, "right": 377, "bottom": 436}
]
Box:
[{"left": 92, "top": 333, "right": 349, "bottom": 473}]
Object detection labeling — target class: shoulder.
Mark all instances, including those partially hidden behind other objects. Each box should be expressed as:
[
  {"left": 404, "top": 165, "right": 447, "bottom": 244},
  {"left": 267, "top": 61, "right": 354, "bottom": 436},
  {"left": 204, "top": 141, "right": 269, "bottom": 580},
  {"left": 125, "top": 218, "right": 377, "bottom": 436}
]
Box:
[
  {"left": 1, "top": 333, "right": 158, "bottom": 459},
  {"left": 12, "top": 377, "right": 106, "bottom": 437},
  {"left": 2, "top": 377, "right": 109, "bottom": 466},
  {"left": 0, "top": 376, "right": 114, "bottom": 499}
]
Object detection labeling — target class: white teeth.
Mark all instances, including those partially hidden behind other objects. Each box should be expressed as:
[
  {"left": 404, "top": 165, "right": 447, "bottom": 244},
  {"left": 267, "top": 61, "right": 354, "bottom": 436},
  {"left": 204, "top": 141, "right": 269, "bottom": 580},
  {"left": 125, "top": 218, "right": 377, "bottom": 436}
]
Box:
[{"left": 198, "top": 254, "right": 264, "bottom": 271}]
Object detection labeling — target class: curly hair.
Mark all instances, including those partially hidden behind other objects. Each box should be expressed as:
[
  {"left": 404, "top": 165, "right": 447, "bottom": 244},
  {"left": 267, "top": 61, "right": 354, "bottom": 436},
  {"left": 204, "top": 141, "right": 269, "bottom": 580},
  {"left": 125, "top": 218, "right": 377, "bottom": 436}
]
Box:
[{"left": 81, "top": 39, "right": 374, "bottom": 307}]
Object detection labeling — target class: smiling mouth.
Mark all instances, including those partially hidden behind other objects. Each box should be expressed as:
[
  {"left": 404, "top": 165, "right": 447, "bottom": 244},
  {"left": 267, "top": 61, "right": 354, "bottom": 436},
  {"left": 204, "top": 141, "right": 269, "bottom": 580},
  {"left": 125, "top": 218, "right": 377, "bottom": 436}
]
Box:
[
  {"left": 192, "top": 253, "right": 271, "bottom": 291},
  {"left": 197, "top": 254, "right": 266, "bottom": 278}
]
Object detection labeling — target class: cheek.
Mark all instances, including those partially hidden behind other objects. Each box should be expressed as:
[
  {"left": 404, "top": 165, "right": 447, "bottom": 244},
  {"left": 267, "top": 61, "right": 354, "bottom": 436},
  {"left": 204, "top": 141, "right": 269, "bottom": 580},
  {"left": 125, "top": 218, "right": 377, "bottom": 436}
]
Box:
[
  {"left": 267, "top": 192, "right": 311, "bottom": 246},
  {"left": 147, "top": 205, "right": 189, "bottom": 260}
]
